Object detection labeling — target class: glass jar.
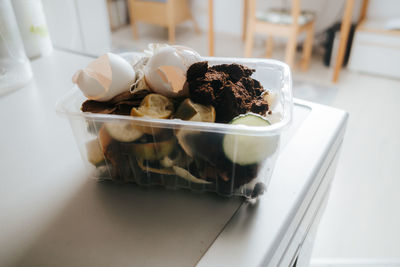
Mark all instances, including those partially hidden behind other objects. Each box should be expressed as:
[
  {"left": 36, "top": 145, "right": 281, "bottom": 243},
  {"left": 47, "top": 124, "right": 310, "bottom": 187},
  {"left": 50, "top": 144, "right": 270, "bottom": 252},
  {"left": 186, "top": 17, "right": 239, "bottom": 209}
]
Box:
[{"left": 0, "top": 0, "right": 33, "bottom": 95}]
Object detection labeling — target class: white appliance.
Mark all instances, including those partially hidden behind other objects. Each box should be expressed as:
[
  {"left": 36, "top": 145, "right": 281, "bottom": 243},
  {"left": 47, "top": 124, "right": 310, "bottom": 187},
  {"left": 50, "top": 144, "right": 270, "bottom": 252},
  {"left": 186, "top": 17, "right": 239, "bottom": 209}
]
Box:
[{"left": 0, "top": 50, "right": 348, "bottom": 267}]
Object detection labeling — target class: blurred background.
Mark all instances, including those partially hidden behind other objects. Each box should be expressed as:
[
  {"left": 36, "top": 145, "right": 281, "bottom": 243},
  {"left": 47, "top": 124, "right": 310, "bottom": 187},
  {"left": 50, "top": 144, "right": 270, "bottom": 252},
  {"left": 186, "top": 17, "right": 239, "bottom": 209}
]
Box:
[
  {"left": 42, "top": 0, "right": 357, "bottom": 56},
  {"left": 2, "top": 0, "right": 399, "bottom": 266},
  {"left": 42, "top": 0, "right": 400, "bottom": 265}
]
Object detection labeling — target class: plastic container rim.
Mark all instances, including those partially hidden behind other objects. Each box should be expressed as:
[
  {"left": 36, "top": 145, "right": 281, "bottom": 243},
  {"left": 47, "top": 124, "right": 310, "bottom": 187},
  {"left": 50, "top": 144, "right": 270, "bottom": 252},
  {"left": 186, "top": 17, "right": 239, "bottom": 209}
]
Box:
[{"left": 56, "top": 56, "right": 293, "bottom": 137}]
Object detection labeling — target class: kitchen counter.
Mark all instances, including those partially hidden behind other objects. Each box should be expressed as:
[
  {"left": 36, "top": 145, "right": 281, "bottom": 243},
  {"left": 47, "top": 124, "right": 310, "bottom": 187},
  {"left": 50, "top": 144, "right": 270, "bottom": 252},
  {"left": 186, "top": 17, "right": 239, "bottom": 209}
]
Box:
[{"left": 0, "top": 50, "right": 348, "bottom": 267}]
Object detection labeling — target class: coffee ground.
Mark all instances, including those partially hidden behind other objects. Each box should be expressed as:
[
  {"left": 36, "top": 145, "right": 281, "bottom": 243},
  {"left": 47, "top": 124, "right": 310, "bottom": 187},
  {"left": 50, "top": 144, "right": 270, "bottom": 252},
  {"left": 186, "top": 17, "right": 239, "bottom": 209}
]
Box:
[{"left": 186, "top": 62, "right": 269, "bottom": 123}]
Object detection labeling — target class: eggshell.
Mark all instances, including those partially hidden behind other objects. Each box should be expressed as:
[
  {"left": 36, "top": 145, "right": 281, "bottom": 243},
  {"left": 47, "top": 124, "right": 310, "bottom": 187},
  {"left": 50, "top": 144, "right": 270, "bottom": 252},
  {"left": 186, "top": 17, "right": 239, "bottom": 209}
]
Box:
[
  {"left": 144, "top": 46, "right": 201, "bottom": 98},
  {"left": 72, "top": 53, "right": 135, "bottom": 102}
]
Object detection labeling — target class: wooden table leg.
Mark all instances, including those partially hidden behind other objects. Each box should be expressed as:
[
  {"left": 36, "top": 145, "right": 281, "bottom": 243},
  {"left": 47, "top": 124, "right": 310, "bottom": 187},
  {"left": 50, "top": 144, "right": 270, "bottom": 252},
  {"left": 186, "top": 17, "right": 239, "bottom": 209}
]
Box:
[
  {"left": 332, "top": 0, "right": 355, "bottom": 83},
  {"left": 208, "top": 0, "right": 214, "bottom": 56}
]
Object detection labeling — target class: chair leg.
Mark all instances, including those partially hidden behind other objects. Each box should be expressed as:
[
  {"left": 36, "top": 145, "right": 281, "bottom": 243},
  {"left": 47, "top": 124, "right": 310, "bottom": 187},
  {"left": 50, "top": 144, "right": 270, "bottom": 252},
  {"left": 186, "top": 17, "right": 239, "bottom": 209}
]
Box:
[
  {"left": 127, "top": 0, "right": 139, "bottom": 39},
  {"left": 168, "top": 24, "right": 175, "bottom": 44},
  {"left": 107, "top": 0, "right": 116, "bottom": 31},
  {"left": 131, "top": 20, "right": 138, "bottom": 39},
  {"left": 265, "top": 36, "right": 274, "bottom": 58},
  {"left": 301, "top": 22, "right": 315, "bottom": 70},
  {"left": 244, "top": 0, "right": 256, "bottom": 57},
  {"left": 244, "top": 24, "right": 254, "bottom": 57},
  {"left": 285, "top": 28, "right": 298, "bottom": 69},
  {"left": 242, "top": 0, "right": 248, "bottom": 41},
  {"left": 166, "top": 0, "right": 176, "bottom": 44},
  {"left": 244, "top": 17, "right": 257, "bottom": 58}
]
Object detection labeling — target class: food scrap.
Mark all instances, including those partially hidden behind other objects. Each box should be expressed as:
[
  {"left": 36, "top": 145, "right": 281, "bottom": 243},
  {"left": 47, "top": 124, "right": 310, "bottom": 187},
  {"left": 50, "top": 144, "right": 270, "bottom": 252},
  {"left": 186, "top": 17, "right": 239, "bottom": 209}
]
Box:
[
  {"left": 76, "top": 44, "right": 282, "bottom": 198},
  {"left": 187, "top": 62, "right": 269, "bottom": 123}
]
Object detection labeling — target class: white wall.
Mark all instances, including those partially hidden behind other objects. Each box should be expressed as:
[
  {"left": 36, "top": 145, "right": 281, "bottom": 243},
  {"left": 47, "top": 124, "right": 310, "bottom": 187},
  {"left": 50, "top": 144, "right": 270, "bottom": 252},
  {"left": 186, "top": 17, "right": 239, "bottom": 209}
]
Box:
[{"left": 367, "top": 0, "right": 400, "bottom": 19}]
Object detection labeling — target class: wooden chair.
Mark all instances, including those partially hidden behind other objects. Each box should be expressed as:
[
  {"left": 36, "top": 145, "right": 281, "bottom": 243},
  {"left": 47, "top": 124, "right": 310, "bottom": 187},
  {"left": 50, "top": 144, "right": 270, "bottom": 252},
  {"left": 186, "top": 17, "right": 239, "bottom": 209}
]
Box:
[
  {"left": 127, "top": 0, "right": 199, "bottom": 44},
  {"left": 244, "top": 0, "right": 315, "bottom": 70}
]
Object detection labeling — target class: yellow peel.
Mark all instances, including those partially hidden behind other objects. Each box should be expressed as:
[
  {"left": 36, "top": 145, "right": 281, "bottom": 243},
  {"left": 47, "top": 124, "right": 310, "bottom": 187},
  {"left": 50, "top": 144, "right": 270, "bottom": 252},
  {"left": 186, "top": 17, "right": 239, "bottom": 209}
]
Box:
[
  {"left": 130, "top": 94, "right": 174, "bottom": 119},
  {"left": 172, "top": 166, "right": 211, "bottom": 184},
  {"left": 85, "top": 138, "right": 105, "bottom": 165},
  {"left": 160, "top": 156, "right": 175, "bottom": 168},
  {"left": 175, "top": 129, "right": 194, "bottom": 157},
  {"left": 136, "top": 158, "right": 175, "bottom": 175},
  {"left": 131, "top": 138, "right": 175, "bottom": 160},
  {"left": 104, "top": 121, "right": 143, "bottom": 142},
  {"left": 174, "top": 98, "right": 215, "bottom": 122}
]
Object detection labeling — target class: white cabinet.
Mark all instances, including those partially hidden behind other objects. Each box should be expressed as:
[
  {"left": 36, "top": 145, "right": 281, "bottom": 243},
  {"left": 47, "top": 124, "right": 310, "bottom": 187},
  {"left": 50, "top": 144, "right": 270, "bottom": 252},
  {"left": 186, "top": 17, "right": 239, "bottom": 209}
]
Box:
[
  {"left": 349, "top": 19, "right": 400, "bottom": 79},
  {"left": 42, "top": 0, "right": 111, "bottom": 56}
]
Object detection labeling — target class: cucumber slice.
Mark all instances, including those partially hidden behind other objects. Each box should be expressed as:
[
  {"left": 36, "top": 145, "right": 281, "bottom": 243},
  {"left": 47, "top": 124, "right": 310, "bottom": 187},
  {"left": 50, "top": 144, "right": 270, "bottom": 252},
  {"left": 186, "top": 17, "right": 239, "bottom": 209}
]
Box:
[
  {"left": 230, "top": 113, "right": 271, "bottom": 126},
  {"left": 104, "top": 121, "right": 143, "bottom": 142},
  {"left": 223, "top": 113, "right": 279, "bottom": 165}
]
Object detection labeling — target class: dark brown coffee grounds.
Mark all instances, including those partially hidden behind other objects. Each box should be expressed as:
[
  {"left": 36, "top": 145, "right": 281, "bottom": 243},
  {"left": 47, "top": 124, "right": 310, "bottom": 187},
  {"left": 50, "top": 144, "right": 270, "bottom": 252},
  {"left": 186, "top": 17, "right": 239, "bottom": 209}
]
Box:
[{"left": 187, "top": 62, "right": 269, "bottom": 123}]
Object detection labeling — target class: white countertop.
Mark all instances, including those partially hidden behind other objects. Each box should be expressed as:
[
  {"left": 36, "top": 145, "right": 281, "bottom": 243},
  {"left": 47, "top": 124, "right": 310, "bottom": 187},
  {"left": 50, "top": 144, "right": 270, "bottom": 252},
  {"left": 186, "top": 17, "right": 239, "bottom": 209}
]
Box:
[{"left": 0, "top": 50, "right": 348, "bottom": 267}]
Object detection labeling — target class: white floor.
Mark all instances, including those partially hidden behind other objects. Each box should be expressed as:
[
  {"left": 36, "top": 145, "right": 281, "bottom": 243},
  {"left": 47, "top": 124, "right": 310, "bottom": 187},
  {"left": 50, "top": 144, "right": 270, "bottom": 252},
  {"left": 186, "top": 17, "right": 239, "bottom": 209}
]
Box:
[{"left": 112, "top": 24, "right": 400, "bottom": 266}]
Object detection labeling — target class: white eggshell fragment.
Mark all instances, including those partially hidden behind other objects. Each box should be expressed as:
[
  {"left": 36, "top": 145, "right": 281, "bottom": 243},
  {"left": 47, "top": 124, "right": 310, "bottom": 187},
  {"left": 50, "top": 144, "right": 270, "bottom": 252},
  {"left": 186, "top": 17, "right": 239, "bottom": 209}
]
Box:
[
  {"left": 144, "top": 46, "right": 201, "bottom": 98},
  {"left": 264, "top": 91, "right": 279, "bottom": 110},
  {"left": 144, "top": 43, "right": 170, "bottom": 57},
  {"left": 72, "top": 53, "right": 135, "bottom": 102}
]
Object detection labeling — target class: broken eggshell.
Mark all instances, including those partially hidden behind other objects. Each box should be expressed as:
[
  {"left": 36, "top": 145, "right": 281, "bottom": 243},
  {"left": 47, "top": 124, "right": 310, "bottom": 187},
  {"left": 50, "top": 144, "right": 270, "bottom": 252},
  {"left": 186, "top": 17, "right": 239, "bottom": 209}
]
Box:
[
  {"left": 144, "top": 46, "right": 201, "bottom": 98},
  {"left": 144, "top": 43, "right": 170, "bottom": 57},
  {"left": 72, "top": 53, "right": 135, "bottom": 102},
  {"left": 129, "top": 55, "right": 150, "bottom": 93}
]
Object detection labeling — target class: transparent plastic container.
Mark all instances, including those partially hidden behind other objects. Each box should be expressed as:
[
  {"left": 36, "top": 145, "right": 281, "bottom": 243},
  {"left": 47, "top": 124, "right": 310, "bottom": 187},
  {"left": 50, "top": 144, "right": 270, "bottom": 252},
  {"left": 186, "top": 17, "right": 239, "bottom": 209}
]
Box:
[{"left": 57, "top": 56, "right": 292, "bottom": 198}]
